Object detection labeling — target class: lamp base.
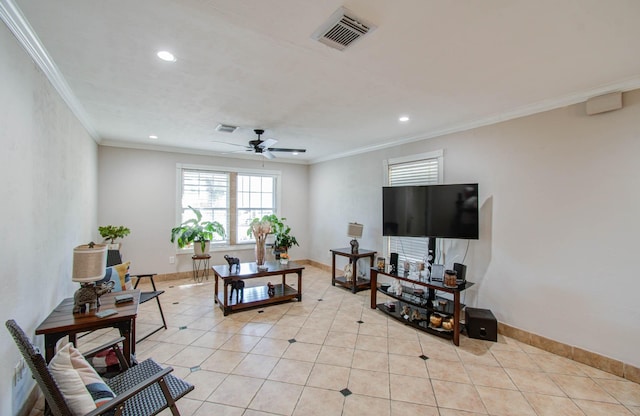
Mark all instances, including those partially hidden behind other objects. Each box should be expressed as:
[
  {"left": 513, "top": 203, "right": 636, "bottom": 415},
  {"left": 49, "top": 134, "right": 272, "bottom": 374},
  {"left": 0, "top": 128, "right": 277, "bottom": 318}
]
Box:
[
  {"left": 72, "top": 281, "right": 115, "bottom": 314},
  {"left": 350, "top": 239, "right": 359, "bottom": 254}
]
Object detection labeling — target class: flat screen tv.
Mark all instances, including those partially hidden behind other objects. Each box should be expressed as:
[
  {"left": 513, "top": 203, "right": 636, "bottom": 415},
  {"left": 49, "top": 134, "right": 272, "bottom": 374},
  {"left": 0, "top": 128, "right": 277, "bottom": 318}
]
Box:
[{"left": 382, "top": 183, "right": 479, "bottom": 239}]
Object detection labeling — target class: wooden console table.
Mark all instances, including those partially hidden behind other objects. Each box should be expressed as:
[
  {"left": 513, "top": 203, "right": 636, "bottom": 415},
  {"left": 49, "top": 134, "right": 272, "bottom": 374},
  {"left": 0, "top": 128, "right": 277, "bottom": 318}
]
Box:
[
  {"left": 212, "top": 261, "right": 304, "bottom": 316},
  {"left": 370, "top": 269, "right": 473, "bottom": 346},
  {"left": 35, "top": 290, "right": 140, "bottom": 365},
  {"left": 330, "top": 248, "right": 376, "bottom": 293}
]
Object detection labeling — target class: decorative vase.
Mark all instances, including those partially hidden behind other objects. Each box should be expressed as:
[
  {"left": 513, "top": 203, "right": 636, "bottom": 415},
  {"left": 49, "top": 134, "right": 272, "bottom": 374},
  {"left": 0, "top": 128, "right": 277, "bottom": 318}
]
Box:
[
  {"left": 255, "top": 240, "right": 266, "bottom": 266},
  {"left": 280, "top": 258, "right": 289, "bottom": 265}
]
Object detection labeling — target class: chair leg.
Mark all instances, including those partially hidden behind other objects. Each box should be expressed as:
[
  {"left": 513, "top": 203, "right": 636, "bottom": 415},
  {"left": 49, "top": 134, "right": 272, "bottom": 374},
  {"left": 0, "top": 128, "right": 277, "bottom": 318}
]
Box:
[
  {"left": 158, "top": 376, "right": 181, "bottom": 416},
  {"left": 155, "top": 295, "right": 168, "bottom": 330}
]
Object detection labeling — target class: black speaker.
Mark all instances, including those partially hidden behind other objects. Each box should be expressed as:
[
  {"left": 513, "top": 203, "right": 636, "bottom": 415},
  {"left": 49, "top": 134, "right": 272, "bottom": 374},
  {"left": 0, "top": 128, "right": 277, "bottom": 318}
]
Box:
[
  {"left": 390, "top": 253, "right": 398, "bottom": 274},
  {"left": 453, "top": 262, "right": 467, "bottom": 282},
  {"left": 465, "top": 307, "right": 497, "bottom": 342}
]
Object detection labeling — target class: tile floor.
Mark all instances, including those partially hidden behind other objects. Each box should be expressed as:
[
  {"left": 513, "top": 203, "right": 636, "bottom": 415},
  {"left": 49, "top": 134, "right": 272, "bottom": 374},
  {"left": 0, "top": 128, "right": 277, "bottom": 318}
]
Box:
[{"left": 29, "top": 265, "right": 640, "bottom": 415}]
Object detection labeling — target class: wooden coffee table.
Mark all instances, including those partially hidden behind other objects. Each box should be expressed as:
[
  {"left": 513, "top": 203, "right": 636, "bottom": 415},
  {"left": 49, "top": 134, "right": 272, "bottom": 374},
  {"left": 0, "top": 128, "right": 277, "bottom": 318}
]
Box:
[
  {"left": 35, "top": 290, "right": 140, "bottom": 365},
  {"left": 212, "top": 261, "right": 304, "bottom": 315}
]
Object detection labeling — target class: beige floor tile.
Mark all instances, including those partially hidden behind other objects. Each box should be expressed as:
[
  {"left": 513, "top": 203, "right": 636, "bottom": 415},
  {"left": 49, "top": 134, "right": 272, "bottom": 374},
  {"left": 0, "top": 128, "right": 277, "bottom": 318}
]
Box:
[
  {"left": 200, "top": 349, "right": 246, "bottom": 373},
  {"left": 355, "top": 334, "right": 388, "bottom": 352},
  {"left": 358, "top": 322, "right": 388, "bottom": 337},
  {"left": 388, "top": 354, "right": 429, "bottom": 378},
  {"left": 351, "top": 349, "right": 389, "bottom": 372},
  {"left": 427, "top": 358, "right": 472, "bottom": 383},
  {"left": 594, "top": 378, "right": 640, "bottom": 406},
  {"left": 248, "top": 380, "right": 303, "bottom": 415},
  {"left": 192, "top": 401, "right": 245, "bottom": 416},
  {"left": 239, "top": 322, "right": 273, "bottom": 337},
  {"left": 282, "top": 341, "right": 321, "bottom": 362},
  {"left": 432, "top": 380, "right": 486, "bottom": 413},
  {"left": 301, "top": 317, "right": 334, "bottom": 331},
  {"left": 316, "top": 345, "right": 355, "bottom": 367},
  {"left": 140, "top": 342, "right": 186, "bottom": 363},
  {"left": 491, "top": 349, "right": 541, "bottom": 371},
  {"left": 476, "top": 386, "right": 536, "bottom": 415},
  {"left": 534, "top": 352, "right": 589, "bottom": 376},
  {"left": 438, "top": 409, "right": 488, "bottom": 416},
  {"left": 250, "top": 337, "right": 291, "bottom": 357},
  {"left": 292, "top": 386, "right": 345, "bottom": 416},
  {"left": 348, "top": 368, "right": 390, "bottom": 399},
  {"left": 456, "top": 347, "right": 501, "bottom": 367},
  {"left": 574, "top": 399, "right": 635, "bottom": 415},
  {"left": 164, "top": 345, "right": 214, "bottom": 368},
  {"left": 268, "top": 358, "right": 314, "bottom": 385},
  {"left": 211, "top": 319, "right": 248, "bottom": 334},
  {"left": 307, "top": 363, "right": 351, "bottom": 390},
  {"left": 505, "top": 367, "right": 566, "bottom": 396},
  {"left": 183, "top": 369, "right": 227, "bottom": 400},
  {"left": 388, "top": 336, "right": 423, "bottom": 356},
  {"left": 294, "top": 327, "right": 329, "bottom": 344},
  {"left": 343, "top": 394, "right": 390, "bottom": 416},
  {"left": 324, "top": 330, "right": 358, "bottom": 348},
  {"left": 206, "top": 374, "right": 264, "bottom": 407},
  {"left": 231, "top": 353, "right": 279, "bottom": 378},
  {"left": 464, "top": 364, "right": 517, "bottom": 390},
  {"left": 189, "top": 330, "right": 233, "bottom": 349},
  {"left": 523, "top": 392, "right": 586, "bottom": 416},
  {"left": 219, "top": 334, "right": 262, "bottom": 353},
  {"left": 550, "top": 374, "right": 618, "bottom": 403},
  {"left": 389, "top": 373, "right": 437, "bottom": 406},
  {"left": 390, "top": 400, "right": 440, "bottom": 416}
]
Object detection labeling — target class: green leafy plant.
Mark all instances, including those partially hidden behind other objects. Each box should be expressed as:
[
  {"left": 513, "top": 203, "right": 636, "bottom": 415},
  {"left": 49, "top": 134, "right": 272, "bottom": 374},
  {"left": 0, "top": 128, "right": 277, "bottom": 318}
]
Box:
[
  {"left": 246, "top": 214, "right": 298, "bottom": 250},
  {"left": 170, "top": 206, "right": 225, "bottom": 252},
  {"left": 98, "top": 225, "right": 131, "bottom": 244}
]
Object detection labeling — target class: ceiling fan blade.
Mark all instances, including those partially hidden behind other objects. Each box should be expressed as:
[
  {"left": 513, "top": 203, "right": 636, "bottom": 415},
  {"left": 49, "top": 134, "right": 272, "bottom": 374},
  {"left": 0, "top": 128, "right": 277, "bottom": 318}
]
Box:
[
  {"left": 268, "top": 147, "right": 307, "bottom": 153},
  {"left": 259, "top": 138, "right": 278, "bottom": 149},
  {"left": 262, "top": 150, "right": 276, "bottom": 159}
]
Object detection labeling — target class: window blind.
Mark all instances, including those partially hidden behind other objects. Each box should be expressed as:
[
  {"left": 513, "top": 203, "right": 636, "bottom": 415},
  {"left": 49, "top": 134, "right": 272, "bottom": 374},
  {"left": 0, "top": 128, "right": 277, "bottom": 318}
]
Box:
[{"left": 387, "top": 156, "right": 440, "bottom": 264}]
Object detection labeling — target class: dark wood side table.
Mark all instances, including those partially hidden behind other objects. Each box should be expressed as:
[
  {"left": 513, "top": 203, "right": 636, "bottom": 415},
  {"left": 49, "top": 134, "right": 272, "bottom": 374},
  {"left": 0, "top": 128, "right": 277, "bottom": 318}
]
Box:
[
  {"left": 36, "top": 290, "right": 140, "bottom": 365},
  {"left": 212, "top": 261, "right": 304, "bottom": 316},
  {"left": 330, "top": 248, "right": 377, "bottom": 293}
]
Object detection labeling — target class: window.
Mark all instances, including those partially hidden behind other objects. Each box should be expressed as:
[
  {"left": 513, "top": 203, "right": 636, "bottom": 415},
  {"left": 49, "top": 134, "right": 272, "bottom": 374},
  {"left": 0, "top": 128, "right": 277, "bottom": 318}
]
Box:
[
  {"left": 236, "top": 174, "right": 275, "bottom": 243},
  {"left": 385, "top": 151, "right": 443, "bottom": 263},
  {"left": 177, "top": 165, "right": 280, "bottom": 248}
]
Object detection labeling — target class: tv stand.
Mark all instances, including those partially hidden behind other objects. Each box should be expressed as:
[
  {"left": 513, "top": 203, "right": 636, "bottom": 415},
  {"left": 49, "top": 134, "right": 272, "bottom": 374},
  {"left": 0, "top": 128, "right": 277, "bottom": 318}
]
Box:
[{"left": 370, "top": 268, "right": 474, "bottom": 346}]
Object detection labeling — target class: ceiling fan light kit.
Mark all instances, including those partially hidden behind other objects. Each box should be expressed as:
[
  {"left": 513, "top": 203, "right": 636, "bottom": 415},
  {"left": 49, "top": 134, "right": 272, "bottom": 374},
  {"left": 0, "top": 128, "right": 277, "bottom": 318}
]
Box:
[{"left": 244, "top": 129, "right": 307, "bottom": 159}]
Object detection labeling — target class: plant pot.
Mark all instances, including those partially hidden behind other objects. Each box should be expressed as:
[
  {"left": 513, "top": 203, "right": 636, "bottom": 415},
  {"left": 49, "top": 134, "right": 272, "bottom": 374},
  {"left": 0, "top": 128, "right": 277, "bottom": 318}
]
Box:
[{"left": 193, "top": 240, "right": 210, "bottom": 256}]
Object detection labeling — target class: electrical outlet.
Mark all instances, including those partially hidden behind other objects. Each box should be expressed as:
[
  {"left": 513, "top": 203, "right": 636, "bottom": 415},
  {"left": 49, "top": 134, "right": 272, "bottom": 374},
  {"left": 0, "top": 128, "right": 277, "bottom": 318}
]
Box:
[{"left": 169, "top": 256, "right": 175, "bottom": 264}]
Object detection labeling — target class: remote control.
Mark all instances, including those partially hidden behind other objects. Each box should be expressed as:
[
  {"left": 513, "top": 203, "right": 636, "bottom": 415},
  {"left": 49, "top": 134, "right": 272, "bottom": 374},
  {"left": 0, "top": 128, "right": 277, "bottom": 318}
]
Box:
[{"left": 95, "top": 309, "right": 118, "bottom": 318}]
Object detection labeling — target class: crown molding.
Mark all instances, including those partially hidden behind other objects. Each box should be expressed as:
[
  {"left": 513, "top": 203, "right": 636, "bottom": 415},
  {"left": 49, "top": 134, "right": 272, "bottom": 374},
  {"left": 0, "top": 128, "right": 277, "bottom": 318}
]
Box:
[{"left": 0, "top": 0, "right": 100, "bottom": 141}]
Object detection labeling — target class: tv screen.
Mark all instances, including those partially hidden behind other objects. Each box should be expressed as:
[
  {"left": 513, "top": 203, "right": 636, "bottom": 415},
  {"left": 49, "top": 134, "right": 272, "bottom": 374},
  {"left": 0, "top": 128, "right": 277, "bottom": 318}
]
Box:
[{"left": 383, "top": 183, "right": 479, "bottom": 239}]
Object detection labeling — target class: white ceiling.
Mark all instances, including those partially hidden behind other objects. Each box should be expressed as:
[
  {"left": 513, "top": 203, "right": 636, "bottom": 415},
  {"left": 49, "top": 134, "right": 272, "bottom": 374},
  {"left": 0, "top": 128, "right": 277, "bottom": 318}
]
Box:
[{"left": 5, "top": 0, "right": 640, "bottom": 163}]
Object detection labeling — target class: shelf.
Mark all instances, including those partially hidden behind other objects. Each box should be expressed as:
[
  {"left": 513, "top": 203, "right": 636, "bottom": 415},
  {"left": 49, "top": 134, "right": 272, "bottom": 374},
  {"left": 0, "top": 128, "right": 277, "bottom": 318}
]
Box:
[
  {"left": 334, "top": 275, "right": 370, "bottom": 292},
  {"left": 377, "top": 287, "right": 459, "bottom": 315},
  {"left": 216, "top": 283, "right": 298, "bottom": 313},
  {"left": 376, "top": 301, "right": 454, "bottom": 341}
]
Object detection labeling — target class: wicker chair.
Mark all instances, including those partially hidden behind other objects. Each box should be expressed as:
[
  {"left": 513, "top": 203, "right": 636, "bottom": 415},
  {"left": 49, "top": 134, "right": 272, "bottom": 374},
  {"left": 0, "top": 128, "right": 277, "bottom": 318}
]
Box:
[{"left": 6, "top": 320, "right": 194, "bottom": 416}]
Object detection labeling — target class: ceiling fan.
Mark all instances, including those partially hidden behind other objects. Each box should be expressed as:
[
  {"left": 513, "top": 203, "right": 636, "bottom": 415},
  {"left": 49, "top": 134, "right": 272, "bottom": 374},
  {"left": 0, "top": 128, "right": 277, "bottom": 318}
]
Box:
[{"left": 217, "top": 129, "right": 307, "bottom": 159}]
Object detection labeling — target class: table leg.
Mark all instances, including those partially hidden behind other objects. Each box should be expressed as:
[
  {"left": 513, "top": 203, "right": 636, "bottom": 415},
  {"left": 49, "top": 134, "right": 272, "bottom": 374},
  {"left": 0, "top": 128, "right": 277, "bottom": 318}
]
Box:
[
  {"left": 453, "top": 291, "right": 460, "bottom": 346},
  {"left": 351, "top": 259, "right": 357, "bottom": 293},
  {"left": 331, "top": 253, "right": 336, "bottom": 286},
  {"left": 297, "top": 271, "right": 302, "bottom": 301},
  {"left": 115, "top": 321, "right": 133, "bottom": 365},
  {"left": 214, "top": 273, "right": 219, "bottom": 304},
  {"left": 370, "top": 269, "right": 378, "bottom": 309}
]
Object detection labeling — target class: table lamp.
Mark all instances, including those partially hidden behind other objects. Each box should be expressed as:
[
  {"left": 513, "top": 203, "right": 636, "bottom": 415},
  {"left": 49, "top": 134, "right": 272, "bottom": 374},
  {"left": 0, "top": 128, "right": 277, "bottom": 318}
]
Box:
[
  {"left": 347, "top": 222, "right": 363, "bottom": 254},
  {"left": 72, "top": 242, "right": 108, "bottom": 313}
]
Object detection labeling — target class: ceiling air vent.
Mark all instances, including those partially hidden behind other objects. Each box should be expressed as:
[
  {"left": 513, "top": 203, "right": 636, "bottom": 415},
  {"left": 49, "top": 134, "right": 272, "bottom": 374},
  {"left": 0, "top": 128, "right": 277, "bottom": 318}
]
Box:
[
  {"left": 311, "top": 7, "right": 376, "bottom": 51},
  {"left": 215, "top": 123, "right": 238, "bottom": 133}
]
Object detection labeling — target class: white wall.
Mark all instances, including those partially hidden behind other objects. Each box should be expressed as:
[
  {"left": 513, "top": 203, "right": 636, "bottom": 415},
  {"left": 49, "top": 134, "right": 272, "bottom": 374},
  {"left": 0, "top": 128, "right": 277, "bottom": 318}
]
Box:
[
  {"left": 98, "top": 146, "right": 310, "bottom": 275},
  {"left": 0, "top": 24, "right": 99, "bottom": 415},
  {"left": 309, "top": 90, "right": 640, "bottom": 368}
]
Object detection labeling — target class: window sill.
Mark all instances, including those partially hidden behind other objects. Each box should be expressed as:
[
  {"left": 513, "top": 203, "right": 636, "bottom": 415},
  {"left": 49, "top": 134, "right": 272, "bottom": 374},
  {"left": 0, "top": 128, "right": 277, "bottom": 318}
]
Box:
[{"left": 175, "top": 243, "right": 255, "bottom": 255}]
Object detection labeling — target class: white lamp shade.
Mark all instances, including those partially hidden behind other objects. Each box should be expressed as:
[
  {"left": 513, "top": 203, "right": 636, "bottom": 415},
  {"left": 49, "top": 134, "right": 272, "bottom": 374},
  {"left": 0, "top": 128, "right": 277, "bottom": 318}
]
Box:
[
  {"left": 72, "top": 244, "right": 107, "bottom": 283},
  {"left": 347, "top": 222, "right": 363, "bottom": 239}
]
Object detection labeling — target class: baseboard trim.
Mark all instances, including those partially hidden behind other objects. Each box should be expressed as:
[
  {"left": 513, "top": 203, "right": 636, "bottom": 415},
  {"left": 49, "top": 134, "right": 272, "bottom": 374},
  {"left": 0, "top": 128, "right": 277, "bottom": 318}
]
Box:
[{"left": 498, "top": 322, "right": 639, "bottom": 383}]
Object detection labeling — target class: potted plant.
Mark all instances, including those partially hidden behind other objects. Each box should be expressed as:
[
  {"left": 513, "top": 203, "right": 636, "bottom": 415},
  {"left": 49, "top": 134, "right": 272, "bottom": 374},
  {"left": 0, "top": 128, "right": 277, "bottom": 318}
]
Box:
[
  {"left": 246, "top": 214, "right": 298, "bottom": 259},
  {"left": 170, "top": 206, "right": 225, "bottom": 255},
  {"left": 98, "top": 225, "right": 131, "bottom": 250}
]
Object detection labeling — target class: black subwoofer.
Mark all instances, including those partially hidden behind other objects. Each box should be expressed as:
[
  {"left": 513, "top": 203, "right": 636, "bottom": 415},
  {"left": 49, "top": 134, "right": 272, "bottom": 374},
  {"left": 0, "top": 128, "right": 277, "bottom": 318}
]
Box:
[{"left": 465, "top": 307, "right": 497, "bottom": 342}]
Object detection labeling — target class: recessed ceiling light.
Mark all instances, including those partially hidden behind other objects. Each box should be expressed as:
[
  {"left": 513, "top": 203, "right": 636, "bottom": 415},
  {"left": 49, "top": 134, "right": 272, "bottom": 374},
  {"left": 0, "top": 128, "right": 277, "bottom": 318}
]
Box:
[
  {"left": 157, "top": 51, "right": 176, "bottom": 62},
  {"left": 399, "top": 116, "right": 410, "bottom": 122},
  {"left": 149, "top": 135, "right": 158, "bottom": 140}
]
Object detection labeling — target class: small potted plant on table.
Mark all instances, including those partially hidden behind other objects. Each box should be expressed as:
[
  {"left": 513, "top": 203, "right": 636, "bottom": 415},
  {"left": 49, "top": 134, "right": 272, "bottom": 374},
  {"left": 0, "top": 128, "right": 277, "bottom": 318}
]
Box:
[{"left": 98, "top": 225, "right": 131, "bottom": 250}]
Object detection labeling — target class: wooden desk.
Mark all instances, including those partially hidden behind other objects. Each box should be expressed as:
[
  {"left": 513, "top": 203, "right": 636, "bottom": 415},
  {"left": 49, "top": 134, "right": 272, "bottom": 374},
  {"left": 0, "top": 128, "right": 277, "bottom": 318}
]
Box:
[
  {"left": 36, "top": 290, "right": 140, "bottom": 365},
  {"left": 212, "top": 261, "right": 304, "bottom": 316},
  {"left": 330, "top": 248, "right": 377, "bottom": 293}
]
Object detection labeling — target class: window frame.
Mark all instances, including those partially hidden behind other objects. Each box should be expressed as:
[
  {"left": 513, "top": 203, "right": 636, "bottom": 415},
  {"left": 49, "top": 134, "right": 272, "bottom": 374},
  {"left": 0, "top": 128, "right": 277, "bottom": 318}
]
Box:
[
  {"left": 383, "top": 150, "right": 444, "bottom": 263},
  {"left": 175, "top": 163, "right": 282, "bottom": 253}
]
